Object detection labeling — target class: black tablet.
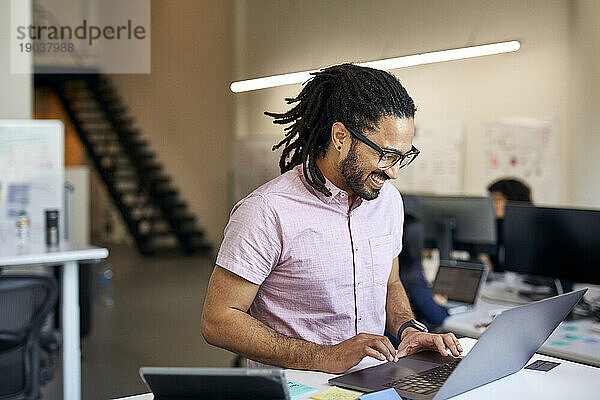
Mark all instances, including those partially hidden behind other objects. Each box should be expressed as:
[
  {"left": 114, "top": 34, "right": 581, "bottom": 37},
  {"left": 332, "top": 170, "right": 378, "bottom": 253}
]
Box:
[{"left": 139, "top": 367, "right": 291, "bottom": 400}]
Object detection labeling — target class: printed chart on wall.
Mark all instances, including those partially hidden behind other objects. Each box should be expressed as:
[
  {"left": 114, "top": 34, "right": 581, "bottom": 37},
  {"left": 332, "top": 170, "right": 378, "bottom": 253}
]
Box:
[
  {"left": 0, "top": 120, "right": 64, "bottom": 245},
  {"left": 393, "top": 121, "right": 465, "bottom": 196},
  {"left": 233, "top": 138, "right": 282, "bottom": 203},
  {"left": 483, "top": 118, "right": 559, "bottom": 204}
]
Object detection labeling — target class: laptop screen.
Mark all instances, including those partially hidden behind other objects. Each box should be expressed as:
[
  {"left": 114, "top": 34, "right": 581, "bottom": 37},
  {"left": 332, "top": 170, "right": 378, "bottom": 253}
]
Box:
[{"left": 432, "top": 263, "right": 485, "bottom": 304}]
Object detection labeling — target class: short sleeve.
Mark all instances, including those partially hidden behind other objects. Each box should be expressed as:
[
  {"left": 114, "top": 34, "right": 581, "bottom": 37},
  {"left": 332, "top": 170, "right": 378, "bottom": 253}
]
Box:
[
  {"left": 216, "top": 194, "right": 282, "bottom": 285},
  {"left": 392, "top": 190, "right": 404, "bottom": 258}
]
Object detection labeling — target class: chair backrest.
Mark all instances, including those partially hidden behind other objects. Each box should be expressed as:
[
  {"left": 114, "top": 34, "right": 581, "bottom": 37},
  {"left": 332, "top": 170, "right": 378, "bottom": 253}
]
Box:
[
  {"left": 0, "top": 276, "right": 58, "bottom": 338},
  {"left": 0, "top": 275, "right": 58, "bottom": 398}
]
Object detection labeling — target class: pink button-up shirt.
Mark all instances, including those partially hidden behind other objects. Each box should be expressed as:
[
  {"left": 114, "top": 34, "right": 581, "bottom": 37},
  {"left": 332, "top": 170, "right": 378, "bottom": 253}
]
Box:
[{"left": 216, "top": 164, "right": 404, "bottom": 367}]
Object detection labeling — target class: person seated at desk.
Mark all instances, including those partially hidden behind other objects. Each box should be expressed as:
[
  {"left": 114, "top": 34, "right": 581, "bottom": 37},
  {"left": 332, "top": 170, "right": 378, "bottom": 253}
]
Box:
[
  {"left": 201, "top": 64, "right": 462, "bottom": 374},
  {"left": 487, "top": 178, "right": 533, "bottom": 271},
  {"left": 398, "top": 214, "right": 449, "bottom": 331}
]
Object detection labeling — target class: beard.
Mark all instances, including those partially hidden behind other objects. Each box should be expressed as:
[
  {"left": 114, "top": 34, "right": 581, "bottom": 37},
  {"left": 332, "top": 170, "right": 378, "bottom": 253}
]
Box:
[{"left": 339, "top": 144, "right": 387, "bottom": 201}]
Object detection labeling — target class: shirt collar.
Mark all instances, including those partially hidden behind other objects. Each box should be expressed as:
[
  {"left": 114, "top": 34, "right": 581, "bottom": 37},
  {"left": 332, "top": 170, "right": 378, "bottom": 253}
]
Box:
[{"left": 295, "top": 163, "right": 364, "bottom": 207}]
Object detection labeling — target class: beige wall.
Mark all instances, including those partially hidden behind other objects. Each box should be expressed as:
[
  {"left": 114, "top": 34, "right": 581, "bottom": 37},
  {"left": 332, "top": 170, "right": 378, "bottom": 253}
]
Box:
[
  {"left": 233, "top": 0, "right": 599, "bottom": 207},
  {"left": 569, "top": 0, "right": 600, "bottom": 208},
  {"left": 110, "top": 0, "right": 234, "bottom": 246}
]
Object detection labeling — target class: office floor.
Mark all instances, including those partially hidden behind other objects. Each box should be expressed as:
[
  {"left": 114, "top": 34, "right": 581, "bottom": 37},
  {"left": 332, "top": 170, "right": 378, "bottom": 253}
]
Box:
[{"left": 42, "top": 244, "right": 238, "bottom": 400}]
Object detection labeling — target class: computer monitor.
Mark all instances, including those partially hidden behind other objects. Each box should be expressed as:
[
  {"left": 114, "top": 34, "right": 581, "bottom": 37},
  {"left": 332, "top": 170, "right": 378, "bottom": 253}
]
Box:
[
  {"left": 402, "top": 195, "right": 496, "bottom": 261},
  {"left": 503, "top": 204, "right": 600, "bottom": 285}
]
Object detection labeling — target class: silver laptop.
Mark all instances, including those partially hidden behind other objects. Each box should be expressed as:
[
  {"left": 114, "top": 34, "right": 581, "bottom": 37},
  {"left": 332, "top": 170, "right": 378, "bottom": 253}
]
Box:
[
  {"left": 329, "top": 288, "right": 586, "bottom": 400},
  {"left": 139, "top": 367, "right": 291, "bottom": 400},
  {"left": 431, "top": 260, "right": 488, "bottom": 315}
]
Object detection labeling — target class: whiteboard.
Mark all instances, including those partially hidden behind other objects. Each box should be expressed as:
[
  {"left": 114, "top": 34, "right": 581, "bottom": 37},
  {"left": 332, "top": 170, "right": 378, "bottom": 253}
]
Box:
[
  {"left": 392, "top": 120, "right": 465, "bottom": 195},
  {"left": 0, "top": 120, "right": 64, "bottom": 245},
  {"left": 482, "top": 117, "right": 559, "bottom": 204}
]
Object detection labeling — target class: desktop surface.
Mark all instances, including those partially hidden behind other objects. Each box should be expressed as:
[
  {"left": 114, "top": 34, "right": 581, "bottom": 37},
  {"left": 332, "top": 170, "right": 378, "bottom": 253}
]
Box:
[{"left": 115, "top": 338, "right": 599, "bottom": 400}]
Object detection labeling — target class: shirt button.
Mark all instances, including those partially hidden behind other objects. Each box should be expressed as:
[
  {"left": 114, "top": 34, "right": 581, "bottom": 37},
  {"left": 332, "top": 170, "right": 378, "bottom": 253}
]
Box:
[
  {"left": 358, "top": 317, "right": 362, "bottom": 321},
  {"left": 340, "top": 193, "right": 346, "bottom": 198}
]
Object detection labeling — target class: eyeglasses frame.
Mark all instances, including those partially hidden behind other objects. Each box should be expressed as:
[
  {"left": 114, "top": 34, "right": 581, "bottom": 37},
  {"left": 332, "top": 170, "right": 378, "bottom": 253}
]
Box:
[{"left": 344, "top": 124, "right": 420, "bottom": 170}]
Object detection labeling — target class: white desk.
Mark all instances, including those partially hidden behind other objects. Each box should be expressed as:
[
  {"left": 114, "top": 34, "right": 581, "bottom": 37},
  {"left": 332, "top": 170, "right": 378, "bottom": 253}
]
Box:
[
  {"left": 0, "top": 242, "right": 109, "bottom": 400},
  {"left": 442, "top": 282, "right": 600, "bottom": 367},
  {"left": 115, "top": 337, "right": 598, "bottom": 400}
]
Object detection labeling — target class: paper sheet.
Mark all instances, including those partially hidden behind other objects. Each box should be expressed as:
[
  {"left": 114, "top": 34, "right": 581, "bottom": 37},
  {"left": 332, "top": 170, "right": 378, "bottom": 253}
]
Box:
[{"left": 310, "top": 386, "right": 363, "bottom": 400}]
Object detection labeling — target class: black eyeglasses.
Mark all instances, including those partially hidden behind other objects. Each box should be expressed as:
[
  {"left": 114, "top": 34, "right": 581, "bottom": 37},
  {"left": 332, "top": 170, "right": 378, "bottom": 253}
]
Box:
[{"left": 345, "top": 125, "right": 420, "bottom": 170}]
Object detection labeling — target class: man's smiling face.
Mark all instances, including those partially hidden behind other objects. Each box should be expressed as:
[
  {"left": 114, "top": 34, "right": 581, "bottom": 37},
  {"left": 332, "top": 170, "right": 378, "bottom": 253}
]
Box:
[{"left": 339, "top": 116, "right": 415, "bottom": 200}]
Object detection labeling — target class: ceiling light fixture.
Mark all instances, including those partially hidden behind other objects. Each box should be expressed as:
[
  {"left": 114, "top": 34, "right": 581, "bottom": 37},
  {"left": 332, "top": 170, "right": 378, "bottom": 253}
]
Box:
[{"left": 230, "top": 40, "right": 520, "bottom": 93}]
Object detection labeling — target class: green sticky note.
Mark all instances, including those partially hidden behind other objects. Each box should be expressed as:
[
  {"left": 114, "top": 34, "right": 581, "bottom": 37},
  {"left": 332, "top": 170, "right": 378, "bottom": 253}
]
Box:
[
  {"left": 561, "top": 325, "right": 578, "bottom": 331},
  {"left": 563, "top": 334, "right": 582, "bottom": 340},
  {"left": 550, "top": 341, "right": 569, "bottom": 347},
  {"left": 288, "top": 380, "right": 318, "bottom": 399}
]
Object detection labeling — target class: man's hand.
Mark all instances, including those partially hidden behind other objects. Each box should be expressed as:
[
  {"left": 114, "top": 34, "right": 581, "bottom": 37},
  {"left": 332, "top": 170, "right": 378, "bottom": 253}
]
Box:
[
  {"left": 397, "top": 328, "right": 463, "bottom": 358},
  {"left": 323, "top": 333, "right": 398, "bottom": 374}
]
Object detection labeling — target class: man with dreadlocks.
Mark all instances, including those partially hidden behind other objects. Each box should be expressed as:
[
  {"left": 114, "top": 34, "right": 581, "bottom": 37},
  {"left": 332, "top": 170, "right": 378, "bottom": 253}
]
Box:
[{"left": 202, "top": 64, "right": 462, "bottom": 373}]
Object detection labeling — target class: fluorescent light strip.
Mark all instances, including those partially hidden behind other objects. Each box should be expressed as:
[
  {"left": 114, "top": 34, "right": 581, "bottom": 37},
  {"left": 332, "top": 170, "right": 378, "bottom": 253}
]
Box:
[{"left": 230, "top": 40, "right": 520, "bottom": 93}]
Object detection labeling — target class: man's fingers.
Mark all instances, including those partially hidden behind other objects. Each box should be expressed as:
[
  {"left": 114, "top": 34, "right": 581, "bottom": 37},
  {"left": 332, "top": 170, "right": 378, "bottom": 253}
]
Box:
[
  {"left": 356, "top": 334, "right": 398, "bottom": 362},
  {"left": 442, "top": 334, "right": 460, "bottom": 357},
  {"left": 452, "top": 334, "right": 463, "bottom": 353},
  {"left": 382, "top": 336, "right": 399, "bottom": 361},
  {"left": 363, "top": 346, "right": 386, "bottom": 362},
  {"left": 396, "top": 336, "right": 421, "bottom": 358},
  {"left": 433, "top": 334, "right": 448, "bottom": 356},
  {"left": 395, "top": 332, "right": 463, "bottom": 361},
  {"left": 370, "top": 338, "right": 396, "bottom": 362},
  {"left": 396, "top": 341, "right": 409, "bottom": 358}
]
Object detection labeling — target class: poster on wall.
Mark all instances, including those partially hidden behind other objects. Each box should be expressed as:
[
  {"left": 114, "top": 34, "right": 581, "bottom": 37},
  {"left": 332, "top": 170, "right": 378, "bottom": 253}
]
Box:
[
  {"left": 0, "top": 120, "right": 64, "bottom": 246},
  {"left": 482, "top": 117, "right": 560, "bottom": 204},
  {"left": 392, "top": 120, "right": 465, "bottom": 196}
]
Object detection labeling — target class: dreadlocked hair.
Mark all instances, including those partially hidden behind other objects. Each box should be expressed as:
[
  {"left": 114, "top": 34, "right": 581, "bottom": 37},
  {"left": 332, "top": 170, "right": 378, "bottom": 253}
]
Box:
[{"left": 265, "top": 63, "right": 416, "bottom": 197}]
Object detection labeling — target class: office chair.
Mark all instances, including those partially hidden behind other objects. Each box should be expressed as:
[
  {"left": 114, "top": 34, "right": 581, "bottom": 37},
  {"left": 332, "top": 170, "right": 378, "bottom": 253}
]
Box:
[{"left": 0, "top": 276, "right": 58, "bottom": 400}]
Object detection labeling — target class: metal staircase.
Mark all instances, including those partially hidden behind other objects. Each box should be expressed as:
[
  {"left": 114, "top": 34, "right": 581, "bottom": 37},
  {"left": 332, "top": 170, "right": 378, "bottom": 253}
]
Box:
[{"left": 35, "top": 74, "right": 211, "bottom": 256}]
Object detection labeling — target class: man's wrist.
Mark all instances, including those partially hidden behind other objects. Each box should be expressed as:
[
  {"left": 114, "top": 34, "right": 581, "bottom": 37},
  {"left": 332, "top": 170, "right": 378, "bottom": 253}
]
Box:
[
  {"left": 397, "top": 319, "right": 428, "bottom": 341},
  {"left": 400, "top": 326, "right": 419, "bottom": 341}
]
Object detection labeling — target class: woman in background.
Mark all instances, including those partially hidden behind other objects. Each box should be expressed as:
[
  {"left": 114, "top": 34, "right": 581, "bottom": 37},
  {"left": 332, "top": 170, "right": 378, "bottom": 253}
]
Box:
[{"left": 487, "top": 178, "right": 533, "bottom": 271}]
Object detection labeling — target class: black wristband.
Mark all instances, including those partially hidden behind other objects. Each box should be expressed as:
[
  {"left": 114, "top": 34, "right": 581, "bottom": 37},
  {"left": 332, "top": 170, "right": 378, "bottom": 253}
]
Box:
[{"left": 397, "top": 319, "right": 428, "bottom": 340}]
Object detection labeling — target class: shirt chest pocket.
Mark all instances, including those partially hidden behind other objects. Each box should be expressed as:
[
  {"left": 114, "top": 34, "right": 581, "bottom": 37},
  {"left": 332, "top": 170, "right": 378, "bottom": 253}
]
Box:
[{"left": 369, "top": 234, "right": 394, "bottom": 286}]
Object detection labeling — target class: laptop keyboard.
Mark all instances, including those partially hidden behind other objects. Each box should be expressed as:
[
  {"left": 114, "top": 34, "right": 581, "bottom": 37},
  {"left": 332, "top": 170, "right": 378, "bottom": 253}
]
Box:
[{"left": 382, "top": 359, "right": 461, "bottom": 395}]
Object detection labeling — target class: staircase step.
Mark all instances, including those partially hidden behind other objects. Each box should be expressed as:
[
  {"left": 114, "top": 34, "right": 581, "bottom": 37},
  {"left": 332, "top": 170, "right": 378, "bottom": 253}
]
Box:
[
  {"left": 149, "top": 185, "right": 176, "bottom": 195},
  {"left": 130, "top": 151, "right": 155, "bottom": 161},
  {"left": 70, "top": 104, "right": 101, "bottom": 112},
  {"left": 150, "top": 213, "right": 195, "bottom": 225},
  {"left": 178, "top": 229, "right": 206, "bottom": 240},
  {"left": 146, "top": 227, "right": 174, "bottom": 237},
  {"left": 158, "top": 198, "right": 187, "bottom": 209},
  {"left": 117, "top": 187, "right": 143, "bottom": 195},
  {"left": 143, "top": 234, "right": 178, "bottom": 247},
  {"left": 137, "top": 165, "right": 164, "bottom": 177}
]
